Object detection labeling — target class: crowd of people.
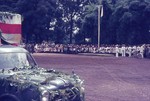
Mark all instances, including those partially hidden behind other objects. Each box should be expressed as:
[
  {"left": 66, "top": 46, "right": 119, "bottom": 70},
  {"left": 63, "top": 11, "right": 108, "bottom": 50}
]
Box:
[{"left": 23, "top": 41, "right": 150, "bottom": 59}]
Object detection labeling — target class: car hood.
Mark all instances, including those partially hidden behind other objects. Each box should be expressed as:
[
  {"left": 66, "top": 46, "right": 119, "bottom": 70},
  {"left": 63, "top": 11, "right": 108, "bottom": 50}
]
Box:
[{"left": 0, "top": 67, "right": 78, "bottom": 90}]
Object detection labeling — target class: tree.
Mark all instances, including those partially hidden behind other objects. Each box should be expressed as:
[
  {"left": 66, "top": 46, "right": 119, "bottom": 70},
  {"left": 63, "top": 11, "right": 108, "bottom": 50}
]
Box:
[
  {"left": 116, "top": 0, "right": 150, "bottom": 44},
  {"left": 16, "top": 0, "right": 57, "bottom": 43},
  {"left": 0, "top": 0, "right": 149, "bottom": 45},
  {"left": 106, "top": 0, "right": 150, "bottom": 45},
  {"left": 81, "top": 3, "right": 98, "bottom": 44},
  {"left": 0, "top": 0, "right": 19, "bottom": 12},
  {"left": 56, "top": 0, "right": 85, "bottom": 44},
  {"left": 81, "top": 0, "right": 113, "bottom": 45}
]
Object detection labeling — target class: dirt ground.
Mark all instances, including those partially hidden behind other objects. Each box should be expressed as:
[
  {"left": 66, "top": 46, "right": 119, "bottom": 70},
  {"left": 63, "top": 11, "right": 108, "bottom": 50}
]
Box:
[{"left": 33, "top": 53, "right": 150, "bottom": 101}]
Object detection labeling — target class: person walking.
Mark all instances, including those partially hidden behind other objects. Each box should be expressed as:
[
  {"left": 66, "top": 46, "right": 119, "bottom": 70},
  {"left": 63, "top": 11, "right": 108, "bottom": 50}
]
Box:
[
  {"left": 115, "top": 45, "right": 119, "bottom": 57},
  {"left": 121, "top": 45, "right": 126, "bottom": 57},
  {"left": 128, "top": 46, "right": 132, "bottom": 57},
  {"left": 139, "top": 45, "right": 145, "bottom": 58}
]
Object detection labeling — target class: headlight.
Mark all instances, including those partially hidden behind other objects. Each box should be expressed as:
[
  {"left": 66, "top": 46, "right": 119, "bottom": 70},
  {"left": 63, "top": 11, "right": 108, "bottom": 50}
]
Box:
[
  {"left": 41, "top": 90, "right": 49, "bottom": 101},
  {"left": 81, "top": 87, "right": 85, "bottom": 94}
]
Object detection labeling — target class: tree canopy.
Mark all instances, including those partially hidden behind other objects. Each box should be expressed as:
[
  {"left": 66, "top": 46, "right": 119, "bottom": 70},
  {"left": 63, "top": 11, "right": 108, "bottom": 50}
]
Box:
[{"left": 0, "top": 0, "right": 150, "bottom": 45}]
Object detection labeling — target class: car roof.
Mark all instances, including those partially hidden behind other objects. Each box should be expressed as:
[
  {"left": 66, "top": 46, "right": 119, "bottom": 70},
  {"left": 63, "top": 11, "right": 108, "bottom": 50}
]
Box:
[{"left": 0, "top": 45, "right": 28, "bottom": 53}]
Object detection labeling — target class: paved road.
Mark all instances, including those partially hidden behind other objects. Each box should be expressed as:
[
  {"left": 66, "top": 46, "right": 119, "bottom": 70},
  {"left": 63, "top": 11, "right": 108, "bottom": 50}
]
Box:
[{"left": 33, "top": 53, "right": 150, "bottom": 101}]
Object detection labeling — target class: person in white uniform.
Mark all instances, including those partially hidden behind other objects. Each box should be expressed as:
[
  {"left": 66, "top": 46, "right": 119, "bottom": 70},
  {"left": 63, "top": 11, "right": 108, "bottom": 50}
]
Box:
[
  {"left": 115, "top": 45, "right": 119, "bottom": 57},
  {"left": 139, "top": 45, "right": 145, "bottom": 58},
  {"left": 121, "top": 45, "right": 126, "bottom": 57}
]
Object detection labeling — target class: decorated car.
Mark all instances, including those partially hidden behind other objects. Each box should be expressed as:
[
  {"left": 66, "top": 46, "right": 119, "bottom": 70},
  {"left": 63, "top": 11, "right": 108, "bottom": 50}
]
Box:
[{"left": 0, "top": 45, "right": 84, "bottom": 101}]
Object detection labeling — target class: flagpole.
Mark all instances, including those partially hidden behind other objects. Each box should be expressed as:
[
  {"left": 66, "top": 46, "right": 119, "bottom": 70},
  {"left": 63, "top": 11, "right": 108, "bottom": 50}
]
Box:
[
  {"left": 98, "top": 5, "right": 100, "bottom": 49},
  {"left": 98, "top": 5, "right": 103, "bottom": 49}
]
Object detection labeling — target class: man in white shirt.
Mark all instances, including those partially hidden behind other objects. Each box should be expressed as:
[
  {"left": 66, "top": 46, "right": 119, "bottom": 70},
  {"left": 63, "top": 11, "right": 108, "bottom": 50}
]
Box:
[
  {"left": 115, "top": 45, "right": 119, "bottom": 57},
  {"left": 121, "top": 45, "right": 126, "bottom": 57},
  {"left": 139, "top": 45, "right": 145, "bottom": 58}
]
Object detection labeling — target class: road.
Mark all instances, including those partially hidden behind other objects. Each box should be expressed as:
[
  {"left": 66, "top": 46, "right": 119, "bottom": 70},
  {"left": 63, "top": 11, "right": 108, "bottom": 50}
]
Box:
[{"left": 33, "top": 53, "right": 150, "bottom": 101}]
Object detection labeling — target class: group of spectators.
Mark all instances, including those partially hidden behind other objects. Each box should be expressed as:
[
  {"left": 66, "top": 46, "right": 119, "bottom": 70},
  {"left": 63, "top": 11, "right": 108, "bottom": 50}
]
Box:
[{"left": 23, "top": 41, "right": 150, "bottom": 59}]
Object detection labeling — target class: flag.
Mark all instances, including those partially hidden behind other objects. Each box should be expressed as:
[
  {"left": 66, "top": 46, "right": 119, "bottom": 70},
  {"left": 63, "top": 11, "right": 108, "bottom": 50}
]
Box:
[
  {"left": 100, "top": 5, "right": 103, "bottom": 17},
  {"left": 0, "top": 30, "right": 1, "bottom": 45},
  {"left": 0, "top": 12, "right": 22, "bottom": 45}
]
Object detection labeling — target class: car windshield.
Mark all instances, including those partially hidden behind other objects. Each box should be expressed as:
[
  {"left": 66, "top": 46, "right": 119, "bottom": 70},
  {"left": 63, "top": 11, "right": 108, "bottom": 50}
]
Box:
[{"left": 0, "top": 53, "right": 37, "bottom": 69}]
